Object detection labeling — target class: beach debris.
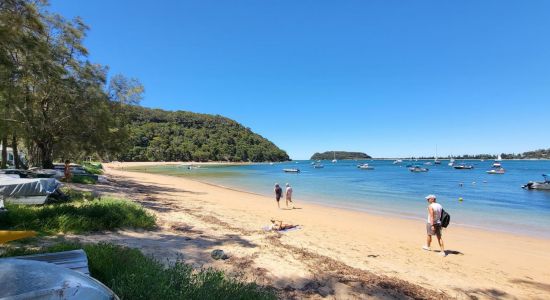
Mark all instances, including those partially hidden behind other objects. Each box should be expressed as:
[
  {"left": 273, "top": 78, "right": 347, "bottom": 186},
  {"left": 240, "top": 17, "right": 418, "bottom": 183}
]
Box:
[{"left": 211, "top": 249, "right": 229, "bottom": 260}]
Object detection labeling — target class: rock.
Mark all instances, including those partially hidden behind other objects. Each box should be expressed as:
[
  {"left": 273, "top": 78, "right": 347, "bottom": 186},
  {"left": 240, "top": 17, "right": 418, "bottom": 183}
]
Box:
[
  {"left": 211, "top": 249, "right": 229, "bottom": 260},
  {"left": 318, "top": 286, "right": 332, "bottom": 297}
]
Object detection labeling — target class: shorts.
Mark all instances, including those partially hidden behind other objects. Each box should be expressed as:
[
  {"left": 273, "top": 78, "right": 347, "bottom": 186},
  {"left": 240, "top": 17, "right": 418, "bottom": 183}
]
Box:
[
  {"left": 426, "top": 223, "right": 442, "bottom": 236},
  {"left": 286, "top": 197, "right": 292, "bottom": 201},
  {"left": 276, "top": 196, "right": 281, "bottom": 201}
]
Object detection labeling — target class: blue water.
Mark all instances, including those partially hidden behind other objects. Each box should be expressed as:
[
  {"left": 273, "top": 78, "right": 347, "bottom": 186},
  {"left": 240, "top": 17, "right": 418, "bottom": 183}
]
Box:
[{"left": 129, "top": 160, "right": 550, "bottom": 238}]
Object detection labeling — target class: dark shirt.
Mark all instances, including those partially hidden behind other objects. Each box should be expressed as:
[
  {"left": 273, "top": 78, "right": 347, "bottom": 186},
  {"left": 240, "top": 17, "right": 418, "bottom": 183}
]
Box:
[{"left": 275, "top": 186, "right": 282, "bottom": 197}]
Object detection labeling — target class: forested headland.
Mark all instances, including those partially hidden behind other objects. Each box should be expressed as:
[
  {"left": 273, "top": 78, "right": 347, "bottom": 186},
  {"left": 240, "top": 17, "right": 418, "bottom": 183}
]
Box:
[
  {"left": 119, "top": 106, "right": 289, "bottom": 162},
  {"left": 0, "top": 0, "right": 288, "bottom": 169},
  {"left": 311, "top": 151, "right": 371, "bottom": 160}
]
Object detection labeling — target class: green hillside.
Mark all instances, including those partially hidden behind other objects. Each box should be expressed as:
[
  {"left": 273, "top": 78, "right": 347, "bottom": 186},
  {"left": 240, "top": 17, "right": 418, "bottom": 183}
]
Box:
[
  {"left": 118, "top": 106, "right": 289, "bottom": 162},
  {"left": 311, "top": 151, "right": 371, "bottom": 160}
]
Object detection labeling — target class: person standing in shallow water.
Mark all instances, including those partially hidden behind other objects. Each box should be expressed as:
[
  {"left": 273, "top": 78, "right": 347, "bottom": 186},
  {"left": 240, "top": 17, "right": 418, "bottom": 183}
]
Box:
[
  {"left": 422, "top": 194, "right": 446, "bottom": 256},
  {"left": 285, "top": 183, "right": 294, "bottom": 209},
  {"left": 274, "top": 183, "right": 282, "bottom": 208}
]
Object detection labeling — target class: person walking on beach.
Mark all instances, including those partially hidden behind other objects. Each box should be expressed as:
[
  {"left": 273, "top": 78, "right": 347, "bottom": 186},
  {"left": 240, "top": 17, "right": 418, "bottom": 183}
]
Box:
[
  {"left": 422, "top": 194, "right": 446, "bottom": 256},
  {"left": 274, "top": 183, "right": 282, "bottom": 208},
  {"left": 285, "top": 183, "right": 294, "bottom": 209}
]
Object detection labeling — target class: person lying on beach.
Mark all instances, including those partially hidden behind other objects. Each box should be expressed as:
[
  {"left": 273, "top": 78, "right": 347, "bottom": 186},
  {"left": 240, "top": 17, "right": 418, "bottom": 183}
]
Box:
[{"left": 269, "top": 219, "right": 298, "bottom": 231}]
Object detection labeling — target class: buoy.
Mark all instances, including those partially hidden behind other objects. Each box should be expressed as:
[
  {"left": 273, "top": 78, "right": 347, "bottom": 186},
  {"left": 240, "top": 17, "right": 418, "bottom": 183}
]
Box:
[{"left": 459, "top": 197, "right": 463, "bottom": 202}]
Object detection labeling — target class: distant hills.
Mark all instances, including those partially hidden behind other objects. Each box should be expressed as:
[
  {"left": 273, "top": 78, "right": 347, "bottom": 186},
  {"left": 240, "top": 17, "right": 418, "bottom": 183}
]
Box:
[
  {"left": 311, "top": 151, "right": 371, "bottom": 160},
  {"left": 117, "top": 106, "right": 290, "bottom": 162}
]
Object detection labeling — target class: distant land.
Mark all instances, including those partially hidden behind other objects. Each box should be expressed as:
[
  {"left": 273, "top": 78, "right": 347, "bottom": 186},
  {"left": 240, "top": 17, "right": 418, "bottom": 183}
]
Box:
[
  {"left": 406, "top": 148, "right": 550, "bottom": 160},
  {"left": 118, "top": 106, "right": 290, "bottom": 162},
  {"left": 311, "top": 151, "right": 371, "bottom": 160}
]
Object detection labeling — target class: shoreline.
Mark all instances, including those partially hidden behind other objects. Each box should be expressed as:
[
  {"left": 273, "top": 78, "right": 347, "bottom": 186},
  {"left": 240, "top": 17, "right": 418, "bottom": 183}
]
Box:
[
  {"left": 118, "top": 163, "right": 550, "bottom": 240},
  {"left": 102, "top": 162, "right": 550, "bottom": 299}
]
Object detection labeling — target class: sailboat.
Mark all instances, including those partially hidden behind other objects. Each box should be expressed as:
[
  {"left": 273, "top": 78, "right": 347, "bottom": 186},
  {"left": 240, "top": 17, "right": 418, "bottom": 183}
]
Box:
[
  {"left": 493, "top": 154, "right": 502, "bottom": 168},
  {"left": 332, "top": 151, "right": 337, "bottom": 163},
  {"left": 448, "top": 157, "right": 455, "bottom": 167}
]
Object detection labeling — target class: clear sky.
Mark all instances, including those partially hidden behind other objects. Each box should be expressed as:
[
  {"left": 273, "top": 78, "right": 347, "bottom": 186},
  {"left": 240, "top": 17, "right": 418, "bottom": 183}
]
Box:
[{"left": 50, "top": 0, "right": 550, "bottom": 159}]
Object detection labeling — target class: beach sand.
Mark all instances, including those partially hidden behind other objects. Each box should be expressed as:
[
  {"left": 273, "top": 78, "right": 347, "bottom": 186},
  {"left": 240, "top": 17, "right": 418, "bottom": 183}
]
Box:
[{"left": 73, "top": 162, "right": 550, "bottom": 299}]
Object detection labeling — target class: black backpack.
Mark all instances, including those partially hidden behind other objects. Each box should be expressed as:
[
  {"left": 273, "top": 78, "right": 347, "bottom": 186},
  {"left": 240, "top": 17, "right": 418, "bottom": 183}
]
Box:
[{"left": 440, "top": 209, "right": 450, "bottom": 228}]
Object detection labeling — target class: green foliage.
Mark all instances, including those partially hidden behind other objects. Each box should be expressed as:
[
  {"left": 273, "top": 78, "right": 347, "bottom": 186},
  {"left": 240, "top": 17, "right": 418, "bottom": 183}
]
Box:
[
  {"left": 81, "top": 162, "right": 104, "bottom": 174},
  {"left": 118, "top": 106, "right": 290, "bottom": 162},
  {"left": 70, "top": 175, "right": 98, "bottom": 184},
  {"left": 0, "top": 242, "right": 276, "bottom": 300},
  {"left": 0, "top": 196, "right": 156, "bottom": 234},
  {"left": 311, "top": 151, "right": 371, "bottom": 160}
]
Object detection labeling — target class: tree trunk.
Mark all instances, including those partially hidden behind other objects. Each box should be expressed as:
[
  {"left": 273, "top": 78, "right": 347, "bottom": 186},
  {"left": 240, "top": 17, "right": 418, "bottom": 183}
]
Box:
[
  {"left": 37, "top": 141, "right": 54, "bottom": 169},
  {"left": 1, "top": 134, "right": 7, "bottom": 169},
  {"left": 12, "top": 134, "right": 20, "bottom": 169}
]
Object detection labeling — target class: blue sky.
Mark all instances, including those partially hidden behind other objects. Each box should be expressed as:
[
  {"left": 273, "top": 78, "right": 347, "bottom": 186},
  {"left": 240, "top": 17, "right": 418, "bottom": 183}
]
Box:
[{"left": 51, "top": 0, "right": 550, "bottom": 159}]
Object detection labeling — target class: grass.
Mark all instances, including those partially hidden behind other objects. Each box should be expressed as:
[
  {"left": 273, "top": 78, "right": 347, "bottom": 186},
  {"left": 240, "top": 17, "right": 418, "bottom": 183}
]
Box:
[
  {"left": 0, "top": 242, "right": 276, "bottom": 300},
  {"left": 0, "top": 190, "right": 156, "bottom": 234}
]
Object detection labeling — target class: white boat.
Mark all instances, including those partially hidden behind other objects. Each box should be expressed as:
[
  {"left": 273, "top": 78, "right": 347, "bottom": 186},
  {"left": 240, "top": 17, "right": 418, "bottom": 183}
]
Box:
[
  {"left": 424, "top": 162, "right": 432, "bottom": 166},
  {"left": 448, "top": 157, "right": 455, "bottom": 166},
  {"left": 393, "top": 159, "right": 403, "bottom": 164},
  {"left": 313, "top": 163, "right": 324, "bottom": 169},
  {"left": 357, "top": 163, "right": 374, "bottom": 170},
  {"left": 0, "top": 177, "right": 60, "bottom": 206},
  {"left": 283, "top": 168, "right": 300, "bottom": 173},
  {"left": 487, "top": 168, "right": 505, "bottom": 174},
  {"left": 454, "top": 164, "right": 474, "bottom": 170},
  {"left": 434, "top": 146, "right": 441, "bottom": 164},
  {"left": 409, "top": 166, "right": 429, "bottom": 172},
  {"left": 522, "top": 174, "right": 550, "bottom": 190},
  {"left": 332, "top": 151, "right": 337, "bottom": 163}
]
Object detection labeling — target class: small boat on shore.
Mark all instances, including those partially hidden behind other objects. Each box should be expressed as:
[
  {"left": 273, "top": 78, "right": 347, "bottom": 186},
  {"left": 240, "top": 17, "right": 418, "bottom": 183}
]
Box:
[
  {"left": 454, "top": 164, "right": 474, "bottom": 170},
  {"left": 487, "top": 168, "right": 505, "bottom": 174},
  {"left": 409, "top": 166, "right": 429, "bottom": 172},
  {"left": 283, "top": 168, "right": 300, "bottom": 173},
  {"left": 522, "top": 174, "right": 550, "bottom": 190},
  {"left": 357, "top": 163, "right": 374, "bottom": 170}
]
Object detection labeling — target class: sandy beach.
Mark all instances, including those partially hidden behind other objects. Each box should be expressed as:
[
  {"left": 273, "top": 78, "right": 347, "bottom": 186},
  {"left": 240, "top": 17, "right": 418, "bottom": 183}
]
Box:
[{"left": 73, "top": 162, "right": 550, "bottom": 299}]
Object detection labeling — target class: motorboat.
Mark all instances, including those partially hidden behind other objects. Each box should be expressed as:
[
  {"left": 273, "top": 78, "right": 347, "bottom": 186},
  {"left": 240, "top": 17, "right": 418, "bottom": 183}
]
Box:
[
  {"left": 434, "top": 159, "right": 441, "bottom": 165},
  {"left": 357, "top": 163, "right": 374, "bottom": 170},
  {"left": 283, "top": 168, "right": 300, "bottom": 173},
  {"left": 486, "top": 168, "right": 505, "bottom": 174},
  {"left": 424, "top": 162, "right": 432, "bottom": 166},
  {"left": 393, "top": 159, "right": 403, "bottom": 164},
  {"left": 409, "top": 166, "right": 429, "bottom": 172},
  {"left": 522, "top": 174, "right": 550, "bottom": 190},
  {"left": 454, "top": 164, "right": 474, "bottom": 170},
  {"left": 313, "top": 163, "right": 324, "bottom": 169}
]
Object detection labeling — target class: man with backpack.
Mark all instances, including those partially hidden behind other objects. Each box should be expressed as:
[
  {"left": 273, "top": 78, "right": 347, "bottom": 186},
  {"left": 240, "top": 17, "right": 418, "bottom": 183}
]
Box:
[{"left": 422, "top": 194, "right": 446, "bottom": 257}]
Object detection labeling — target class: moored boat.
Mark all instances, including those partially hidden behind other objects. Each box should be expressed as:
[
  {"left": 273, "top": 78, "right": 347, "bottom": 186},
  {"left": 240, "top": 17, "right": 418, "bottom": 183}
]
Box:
[
  {"left": 522, "top": 174, "right": 550, "bottom": 190},
  {"left": 454, "top": 164, "right": 474, "bottom": 170},
  {"left": 393, "top": 159, "right": 403, "bottom": 164},
  {"left": 409, "top": 165, "right": 429, "bottom": 172},
  {"left": 313, "top": 163, "right": 324, "bottom": 169},
  {"left": 357, "top": 163, "right": 374, "bottom": 170},
  {"left": 283, "top": 168, "right": 301, "bottom": 173},
  {"left": 486, "top": 168, "right": 505, "bottom": 174}
]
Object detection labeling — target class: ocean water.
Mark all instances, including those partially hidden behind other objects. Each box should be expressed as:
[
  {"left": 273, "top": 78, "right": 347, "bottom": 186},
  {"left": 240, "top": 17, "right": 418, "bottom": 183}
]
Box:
[{"left": 127, "top": 160, "right": 550, "bottom": 238}]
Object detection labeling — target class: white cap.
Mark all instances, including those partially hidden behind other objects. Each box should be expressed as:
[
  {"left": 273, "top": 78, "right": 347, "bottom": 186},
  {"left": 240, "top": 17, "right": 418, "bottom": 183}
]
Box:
[{"left": 425, "top": 194, "right": 436, "bottom": 200}]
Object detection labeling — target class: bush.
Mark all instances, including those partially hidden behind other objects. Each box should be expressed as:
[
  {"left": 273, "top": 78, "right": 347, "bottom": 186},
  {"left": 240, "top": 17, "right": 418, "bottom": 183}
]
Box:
[
  {"left": 0, "top": 196, "right": 156, "bottom": 234},
  {"left": 71, "top": 175, "right": 98, "bottom": 184},
  {"left": 82, "top": 162, "right": 104, "bottom": 175},
  {"left": 0, "top": 242, "right": 276, "bottom": 300}
]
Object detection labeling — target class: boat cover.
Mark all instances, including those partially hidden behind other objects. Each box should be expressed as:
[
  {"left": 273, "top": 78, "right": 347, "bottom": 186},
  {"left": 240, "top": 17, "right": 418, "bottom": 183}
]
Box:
[
  {"left": 0, "top": 177, "right": 59, "bottom": 199},
  {"left": 0, "top": 259, "right": 118, "bottom": 299}
]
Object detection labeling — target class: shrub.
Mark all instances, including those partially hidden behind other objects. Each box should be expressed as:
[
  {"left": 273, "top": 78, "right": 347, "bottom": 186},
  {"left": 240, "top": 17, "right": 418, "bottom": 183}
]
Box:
[{"left": 0, "top": 197, "right": 156, "bottom": 234}]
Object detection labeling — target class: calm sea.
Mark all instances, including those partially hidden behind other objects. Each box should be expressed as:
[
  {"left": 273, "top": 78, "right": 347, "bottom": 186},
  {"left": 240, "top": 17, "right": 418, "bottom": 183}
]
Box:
[{"left": 127, "top": 160, "right": 550, "bottom": 238}]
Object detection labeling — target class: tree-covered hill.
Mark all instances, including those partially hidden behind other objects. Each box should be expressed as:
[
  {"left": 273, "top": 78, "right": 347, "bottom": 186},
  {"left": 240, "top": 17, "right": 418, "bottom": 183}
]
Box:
[
  {"left": 311, "top": 151, "right": 371, "bottom": 160},
  {"left": 117, "top": 106, "right": 289, "bottom": 162}
]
